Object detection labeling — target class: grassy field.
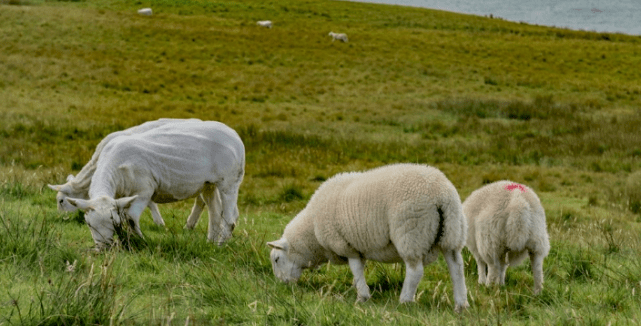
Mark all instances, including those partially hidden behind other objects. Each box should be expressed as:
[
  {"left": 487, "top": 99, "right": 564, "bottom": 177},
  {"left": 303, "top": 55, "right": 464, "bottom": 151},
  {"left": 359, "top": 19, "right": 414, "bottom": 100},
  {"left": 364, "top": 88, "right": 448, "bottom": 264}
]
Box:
[{"left": 1, "top": 0, "right": 641, "bottom": 324}]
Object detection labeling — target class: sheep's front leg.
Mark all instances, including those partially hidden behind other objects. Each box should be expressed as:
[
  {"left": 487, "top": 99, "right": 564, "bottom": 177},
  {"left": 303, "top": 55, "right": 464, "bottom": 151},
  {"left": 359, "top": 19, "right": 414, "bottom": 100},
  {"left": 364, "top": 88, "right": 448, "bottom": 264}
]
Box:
[
  {"left": 348, "top": 257, "right": 370, "bottom": 302},
  {"left": 444, "top": 249, "right": 470, "bottom": 312},
  {"left": 530, "top": 251, "right": 544, "bottom": 295},
  {"left": 147, "top": 202, "right": 165, "bottom": 227},
  {"left": 124, "top": 198, "right": 149, "bottom": 238},
  {"left": 400, "top": 259, "right": 423, "bottom": 303},
  {"left": 184, "top": 195, "right": 206, "bottom": 229}
]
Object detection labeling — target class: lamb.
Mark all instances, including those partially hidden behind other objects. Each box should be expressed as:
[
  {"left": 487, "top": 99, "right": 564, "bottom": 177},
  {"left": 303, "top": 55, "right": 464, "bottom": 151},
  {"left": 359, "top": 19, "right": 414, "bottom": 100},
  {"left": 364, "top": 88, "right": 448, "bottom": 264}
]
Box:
[
  {"left": 62, "top": 120, "right": 245, "bottom": 249},
  {"left": 257, "top": 20, "right": 273, "bottom": 28},
  {"left": 328, "top": 31, "right": 348, "bottom": 43},
  {"left": 462, "top": 181, "right": 550, "bottom": 294},
  {"left": 48, "top": 118, "right": 201, "bottom": 227},
  {"left": 267, "top": 163, "right": 469, "bottom": 312}
]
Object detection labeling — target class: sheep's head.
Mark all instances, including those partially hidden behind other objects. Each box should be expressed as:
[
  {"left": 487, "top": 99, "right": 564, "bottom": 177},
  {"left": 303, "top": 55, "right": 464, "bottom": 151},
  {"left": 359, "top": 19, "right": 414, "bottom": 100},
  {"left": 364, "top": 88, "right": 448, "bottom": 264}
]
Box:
[
  {"left": 267, "top": 238, "right": 304, "bottom": 283},
  {"left": 48, "top": 180, "right": 85, "bottom": 212},
  {"left": 66, "top": 195, "right": 138, "bottom": 250}
]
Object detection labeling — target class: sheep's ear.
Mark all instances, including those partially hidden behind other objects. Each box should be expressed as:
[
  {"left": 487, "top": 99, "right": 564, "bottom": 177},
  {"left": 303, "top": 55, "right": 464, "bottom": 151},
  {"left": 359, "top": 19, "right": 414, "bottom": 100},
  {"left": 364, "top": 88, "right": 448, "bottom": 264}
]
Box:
[
  {"left": 66, "top": 198, "right": 93, "bottom": 211},
  {"left": 115, "top": 196, "right": 138, "bottom": 210},
  {"left": 49, "top": 183, "right": 73, "bottom": 195},
  {"left": 267, "top": 239, "right": 288, "bottom": 251},
  {"left": 66, "top": 174, "right": 75, "bottom": 182},
  {"left": 48, "top": 184, "right": 63, "bottom": 192}
]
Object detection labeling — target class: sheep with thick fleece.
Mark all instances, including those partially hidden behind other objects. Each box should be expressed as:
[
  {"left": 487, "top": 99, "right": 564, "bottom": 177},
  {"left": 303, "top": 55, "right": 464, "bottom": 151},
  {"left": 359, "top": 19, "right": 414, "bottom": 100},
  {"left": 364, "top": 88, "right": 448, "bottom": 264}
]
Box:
[
  {"left": 267, "top": 163, "right": 469, "bottom": 312},
  {"left": 63, "top": 120, "right": 245, "bottom": 249},
  {"left": 48, "top": 118, "right": 201, "bottom": 227},
  {"left": 328, "top": 31, "right": 348, "bottom": 42},
  {"left": 462, "top": 181, "right": 550, "bottom": 294}
]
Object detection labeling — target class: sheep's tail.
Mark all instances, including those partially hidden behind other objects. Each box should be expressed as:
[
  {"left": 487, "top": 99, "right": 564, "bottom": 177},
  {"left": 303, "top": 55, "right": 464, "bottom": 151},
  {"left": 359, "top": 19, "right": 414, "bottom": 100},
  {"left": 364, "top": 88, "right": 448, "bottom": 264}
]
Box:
[
  {"left": 434, "top": 194, "right": 467, "bottom": 251},
  {"left": 505, "top": 195, "right": 532, "bottom": 251},
  {"left": 434, "top": 206, "right": 445, "bottom": 246}
]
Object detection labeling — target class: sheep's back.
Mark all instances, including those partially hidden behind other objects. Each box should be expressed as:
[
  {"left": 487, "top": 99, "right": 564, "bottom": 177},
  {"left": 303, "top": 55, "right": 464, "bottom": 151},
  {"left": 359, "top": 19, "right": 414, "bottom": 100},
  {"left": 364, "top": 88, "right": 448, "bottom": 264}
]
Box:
[{"left": 312, "top": 163, "right": 464, "bottom": 260}]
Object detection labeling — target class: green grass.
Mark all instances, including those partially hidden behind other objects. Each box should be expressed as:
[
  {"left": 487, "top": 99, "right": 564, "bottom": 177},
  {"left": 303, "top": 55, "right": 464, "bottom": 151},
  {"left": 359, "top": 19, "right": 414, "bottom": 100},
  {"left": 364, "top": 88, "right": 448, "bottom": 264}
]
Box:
[{"left": 1, "top": 0, "right": 641, "bottom": 324}]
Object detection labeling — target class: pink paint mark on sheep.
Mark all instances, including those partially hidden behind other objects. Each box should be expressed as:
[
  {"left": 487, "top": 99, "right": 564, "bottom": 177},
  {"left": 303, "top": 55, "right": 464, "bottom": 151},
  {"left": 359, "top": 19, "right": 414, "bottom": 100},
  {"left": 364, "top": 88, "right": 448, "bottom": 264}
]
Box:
[{"left": 504, "top": 183, "right": 527, "bottom": 192}]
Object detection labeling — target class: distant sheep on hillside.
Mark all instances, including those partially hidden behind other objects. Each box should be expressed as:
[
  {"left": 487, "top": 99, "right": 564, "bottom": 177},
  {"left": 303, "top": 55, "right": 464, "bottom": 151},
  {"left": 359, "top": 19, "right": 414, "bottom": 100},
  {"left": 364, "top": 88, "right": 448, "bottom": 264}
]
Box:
[
  {"left": 463, "top": 181, "right": 550, "bottom": 294},
  {"left": 257, "top": 20, "right": 273, "bottom": 28},
  {"left": 328, "top": 31, "right": 348, "bottom": 43},
  {"left": 137, "top": 8, "right": 152, "bottom": 16}
]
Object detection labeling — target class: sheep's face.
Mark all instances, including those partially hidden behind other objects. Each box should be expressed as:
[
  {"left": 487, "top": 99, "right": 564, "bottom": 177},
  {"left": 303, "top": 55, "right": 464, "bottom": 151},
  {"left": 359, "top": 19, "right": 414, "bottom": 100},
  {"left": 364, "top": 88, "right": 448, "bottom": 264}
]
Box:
[
  {"left": 56, "top": 192, "right": 79, "bottom": 212},
  {"left": 48, "top": 182, "right": 85, "bottom": 212},
  {"left": 66, "top": 196, "right": 138, "bottom": 250},
  {"left": 86, "top": 209, "right": 118, "bottom": 249},
  {"left": 267, "top": 239, "right": 303, "bottom": 283}
]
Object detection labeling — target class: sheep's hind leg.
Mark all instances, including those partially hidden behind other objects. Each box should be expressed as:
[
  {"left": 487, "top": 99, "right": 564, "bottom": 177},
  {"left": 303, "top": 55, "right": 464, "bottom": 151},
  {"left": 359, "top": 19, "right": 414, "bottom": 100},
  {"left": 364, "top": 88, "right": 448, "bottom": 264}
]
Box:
[
  {"left": 475, "top": 257, "right": 487, "bottom": 285},
  {"left": 184, "top": 195, "right": 206, "bottom": 229},
  {"left": 348, "top": 257, "right": 370, "bottom": 302},
  {"left": 217, "top": 183, "right": 240, "bottom": 245},
  {"left": 530, "top": 251, "right": 544, "bottom": 295},
  {"left": 486, "top": 256, "right": 501, "bottom": 286},
  {"left": 498, "top": 253, "right": 508, "bottom": 286},
  {"left": 399, "top": 259, "right": 423, "bottom": 303},
  {"left": 444, "top": 249, "right": 470, "bottom": 312},
  {"left": 202, "top": 186, "right": 225, "bottom": 245}
]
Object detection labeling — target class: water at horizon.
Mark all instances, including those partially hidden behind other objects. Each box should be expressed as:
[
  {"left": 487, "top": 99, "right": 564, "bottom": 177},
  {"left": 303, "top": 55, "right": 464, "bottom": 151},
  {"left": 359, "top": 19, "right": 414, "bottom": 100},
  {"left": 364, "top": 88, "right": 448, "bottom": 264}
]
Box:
[{"left": 351, "top": 0, "right": 641, "bottom": 36}]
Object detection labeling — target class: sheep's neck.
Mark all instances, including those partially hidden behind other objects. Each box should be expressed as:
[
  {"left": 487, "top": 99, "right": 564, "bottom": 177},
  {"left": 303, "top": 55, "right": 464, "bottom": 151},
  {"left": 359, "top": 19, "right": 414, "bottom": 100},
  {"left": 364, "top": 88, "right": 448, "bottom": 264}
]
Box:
[
  {"left": 287, "top": 216, "right": 328, "bottom": 268},
  {"left": 88, "top": 158, "right": 123, "bottom": 199}
]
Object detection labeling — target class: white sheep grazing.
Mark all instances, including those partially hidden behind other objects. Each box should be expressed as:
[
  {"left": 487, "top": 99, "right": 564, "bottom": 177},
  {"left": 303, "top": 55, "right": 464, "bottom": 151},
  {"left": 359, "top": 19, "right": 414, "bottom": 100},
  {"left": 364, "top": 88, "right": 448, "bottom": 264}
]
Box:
[
  {"left": 138, "top": 8, "right": 152, "bottom": 16},
  {"left": 48, "top": 118, "right": 201, "bottom": 227},
  {"left": 328, "top": 31, "right": 348, "bottom": 43},
  {"left": 462, "top": 181, "right": 550, "bottom": 294},
  {"left": 63, "top": 120, "right": 245, "bottom": 249},
  {"left": 267, "top": 163, "right": 469, "bottom": 312},
  {"left": 257, "top": 20, "right": 273, "bottom": 28}
]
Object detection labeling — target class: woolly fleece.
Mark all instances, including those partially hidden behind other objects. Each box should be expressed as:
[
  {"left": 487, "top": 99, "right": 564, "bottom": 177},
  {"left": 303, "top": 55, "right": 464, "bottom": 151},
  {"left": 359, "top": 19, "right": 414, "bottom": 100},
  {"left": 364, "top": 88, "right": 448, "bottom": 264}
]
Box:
[
  {"left": 462, "top": 180, "right": 550, "bottom": 294},
  {"left": 268, "top": 163, "right": 469, "bottom": 311}
]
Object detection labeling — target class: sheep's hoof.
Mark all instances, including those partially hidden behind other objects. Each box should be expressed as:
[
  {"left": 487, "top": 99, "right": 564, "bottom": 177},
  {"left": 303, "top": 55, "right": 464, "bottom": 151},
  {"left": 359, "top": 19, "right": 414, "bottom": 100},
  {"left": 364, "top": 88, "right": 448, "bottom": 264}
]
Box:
[
  {"left": 399, "top": 297, "right": 415, "bottom": 304},
  {"left": 454, "top": 301, "right": 470, "bottom": 313},
  {"left": 356, "top": 295, "right": 370, "bottom": 303}
]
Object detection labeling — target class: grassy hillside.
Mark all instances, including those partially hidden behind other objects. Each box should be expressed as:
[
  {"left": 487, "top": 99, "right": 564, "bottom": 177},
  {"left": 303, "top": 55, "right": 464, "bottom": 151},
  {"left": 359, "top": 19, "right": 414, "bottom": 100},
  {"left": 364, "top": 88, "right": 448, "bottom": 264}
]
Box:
[{"left": 1, "top": 0, "right": 640, "bottom": 324}]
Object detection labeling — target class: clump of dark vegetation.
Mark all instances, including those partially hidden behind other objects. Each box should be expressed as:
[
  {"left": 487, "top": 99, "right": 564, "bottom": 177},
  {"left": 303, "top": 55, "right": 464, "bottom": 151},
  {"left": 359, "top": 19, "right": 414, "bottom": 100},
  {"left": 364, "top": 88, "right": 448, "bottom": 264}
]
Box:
[
  {"left": 434, "top": 95, "right": 577, "bottom": 120},
  {"left": 279, "top": 183, "right": 305, "bottom": 203}
]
